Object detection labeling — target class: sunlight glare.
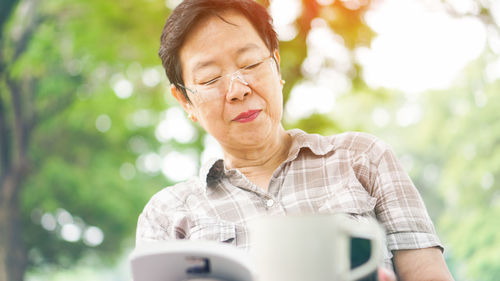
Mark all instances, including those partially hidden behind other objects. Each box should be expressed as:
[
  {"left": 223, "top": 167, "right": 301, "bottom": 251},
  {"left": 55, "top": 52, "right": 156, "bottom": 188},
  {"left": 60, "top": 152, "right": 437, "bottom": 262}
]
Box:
[
  {"left": 372, "top": 108, "right": 390, "bottom": 127},
  {"left": 316, "top": 0, "right": 334, "bottom": 5},
  {"left": 485, "top": 56, "right": 500, "bottom": 83},
  {"left": 342, "top": 0, "right": 363, "bottom": 11},
  {"left": 155, "top": 107, "right": 197, "bottom": 143},
  {"left": 270, "top": 0, "right": 301, "bottom": 41},
  {"left": 396, "top": 103, "right": 422, "bottom": 127},
  {"left": 306, "top": 19, "right": 351, "bottom": 75},
  {"left": 487, "top": 26, "right": 500, "bottom": 54},
  {"left": 358, "top": 0, "right": 487, "bottom": 93},
  {"left": 161, "top": 151, "right": 198, "bottom": 182},
  {"left": 491, "top": 1, "right": 500, "bottom": 28},
  {"left": 446, "top": 0, "right": 480, "bottom": 15},
  {"left": 201, "top": 134, "right": 223, "bottom": 164},
  {"left": 285, "top": 82, "right": 336, "bottom": 121},
  {"left": 165, "top": 0, "right": 182, "bottom": 9}
]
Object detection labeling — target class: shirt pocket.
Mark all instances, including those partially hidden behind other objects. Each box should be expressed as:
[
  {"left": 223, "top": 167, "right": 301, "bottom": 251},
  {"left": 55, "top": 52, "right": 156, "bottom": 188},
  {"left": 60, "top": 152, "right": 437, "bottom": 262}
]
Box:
[
  {"left": 317, "top": 180, "right": 377, "bottom": 217},
  {"left": 188, "top": 217, "right": 237, "bottom": 245}
]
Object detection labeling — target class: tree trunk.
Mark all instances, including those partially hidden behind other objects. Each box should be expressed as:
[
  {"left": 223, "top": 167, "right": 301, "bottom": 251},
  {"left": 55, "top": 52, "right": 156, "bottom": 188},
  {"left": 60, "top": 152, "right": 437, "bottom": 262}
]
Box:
[
  {"left": 0, "top": 85, "right": 32, "bottom": 281},
  {"left": 0, "top": 165, "right": 28, "bottom": 281}
]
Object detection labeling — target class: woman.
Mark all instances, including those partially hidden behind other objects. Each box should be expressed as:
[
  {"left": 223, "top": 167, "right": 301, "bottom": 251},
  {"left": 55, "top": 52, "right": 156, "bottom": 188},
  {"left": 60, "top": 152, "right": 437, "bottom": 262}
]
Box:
[{"left": 137, "top": 0, "right": 453, "bottom": 280}]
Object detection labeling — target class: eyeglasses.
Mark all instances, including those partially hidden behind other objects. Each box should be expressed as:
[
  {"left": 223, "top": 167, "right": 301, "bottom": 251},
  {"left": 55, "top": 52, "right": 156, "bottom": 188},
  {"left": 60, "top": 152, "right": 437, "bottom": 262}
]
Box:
[{"left": 177, "top": 56, "right": 276, "bottom": 104}]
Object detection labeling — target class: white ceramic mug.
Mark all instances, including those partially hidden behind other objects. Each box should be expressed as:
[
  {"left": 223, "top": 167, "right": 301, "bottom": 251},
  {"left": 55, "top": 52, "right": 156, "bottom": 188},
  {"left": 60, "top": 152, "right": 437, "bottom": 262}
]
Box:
[{"left": 248, "top": 214, "right": 385, "bottom": 281}]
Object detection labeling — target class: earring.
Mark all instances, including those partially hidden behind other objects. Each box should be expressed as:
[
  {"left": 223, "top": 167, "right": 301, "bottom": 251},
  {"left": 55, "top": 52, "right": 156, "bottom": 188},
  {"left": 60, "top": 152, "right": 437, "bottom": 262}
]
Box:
[
  {"left": 280, "top": 79, "right": 286, "bottom": 85},
  {"left": 188, "top": 113, "right": 197, "bottom": 122}
]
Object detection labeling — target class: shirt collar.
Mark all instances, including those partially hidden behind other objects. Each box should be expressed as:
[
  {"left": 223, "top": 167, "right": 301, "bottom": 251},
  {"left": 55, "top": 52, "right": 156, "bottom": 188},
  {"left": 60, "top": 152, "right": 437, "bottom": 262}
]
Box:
[
  {"left": 200, "top": 129, "right": 335, "bottom": 186},
  {"left": 285, "top": 129, "right": 335, "bottom": 162}
]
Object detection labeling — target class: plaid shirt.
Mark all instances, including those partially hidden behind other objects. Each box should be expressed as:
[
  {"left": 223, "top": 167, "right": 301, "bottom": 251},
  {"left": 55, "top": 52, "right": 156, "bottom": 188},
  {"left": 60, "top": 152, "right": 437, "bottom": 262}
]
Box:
[{"left": 136, "top": 129, "right": 442, "bottom": 268}]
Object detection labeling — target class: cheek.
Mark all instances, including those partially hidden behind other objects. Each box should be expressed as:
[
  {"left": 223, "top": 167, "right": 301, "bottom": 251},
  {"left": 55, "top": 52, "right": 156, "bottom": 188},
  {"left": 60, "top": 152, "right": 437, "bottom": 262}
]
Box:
[
  {"left": 267, "top": 83, "right": 284, "bottom": 113},
  {"left": 195, "top": 101, "right": 225, "bottom": 128}
]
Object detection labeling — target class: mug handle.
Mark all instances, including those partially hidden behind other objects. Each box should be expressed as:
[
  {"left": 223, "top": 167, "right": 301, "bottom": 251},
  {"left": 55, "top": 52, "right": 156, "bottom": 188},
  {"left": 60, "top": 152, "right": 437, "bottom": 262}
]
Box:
[{"left": 337, "top": 216, "right": 385, "bottom": 281}]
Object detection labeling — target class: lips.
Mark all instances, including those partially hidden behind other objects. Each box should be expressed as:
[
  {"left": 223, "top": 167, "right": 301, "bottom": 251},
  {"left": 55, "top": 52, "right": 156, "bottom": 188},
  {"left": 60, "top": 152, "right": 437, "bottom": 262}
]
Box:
[{"left": 232, "top": 110, "right": 261, "bottom": 123}]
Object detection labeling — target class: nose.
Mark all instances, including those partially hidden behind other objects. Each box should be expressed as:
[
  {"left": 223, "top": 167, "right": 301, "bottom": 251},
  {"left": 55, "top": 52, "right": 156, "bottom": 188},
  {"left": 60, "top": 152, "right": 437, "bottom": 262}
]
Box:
[{"left": 226, "top": 71, "right": 250, "bottom": 102}]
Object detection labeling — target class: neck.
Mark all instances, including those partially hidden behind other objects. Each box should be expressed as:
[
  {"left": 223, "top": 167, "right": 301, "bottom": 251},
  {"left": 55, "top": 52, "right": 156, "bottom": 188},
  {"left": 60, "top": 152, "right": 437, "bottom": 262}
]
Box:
[{"left": 222, "top": 127, "right": 291, "bottom": 189}]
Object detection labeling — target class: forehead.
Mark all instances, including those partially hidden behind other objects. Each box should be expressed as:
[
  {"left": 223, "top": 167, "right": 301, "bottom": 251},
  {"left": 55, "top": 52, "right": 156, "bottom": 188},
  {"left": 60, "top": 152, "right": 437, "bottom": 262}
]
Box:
[{"left": 179, "top": 10, "right": 269, "bottom": 75}]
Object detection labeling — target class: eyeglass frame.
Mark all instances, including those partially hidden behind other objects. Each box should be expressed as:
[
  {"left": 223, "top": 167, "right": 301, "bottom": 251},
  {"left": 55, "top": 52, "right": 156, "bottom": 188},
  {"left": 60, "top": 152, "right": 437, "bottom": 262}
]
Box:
[{"left": 175, "top": 55, "right": 279, "bottom": 103}]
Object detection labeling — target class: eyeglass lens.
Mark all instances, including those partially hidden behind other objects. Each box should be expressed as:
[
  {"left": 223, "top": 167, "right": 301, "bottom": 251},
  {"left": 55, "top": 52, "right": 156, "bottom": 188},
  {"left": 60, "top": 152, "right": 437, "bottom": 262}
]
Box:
[{"left": 193, "top": 57, "right": 275, "bottom": 104}]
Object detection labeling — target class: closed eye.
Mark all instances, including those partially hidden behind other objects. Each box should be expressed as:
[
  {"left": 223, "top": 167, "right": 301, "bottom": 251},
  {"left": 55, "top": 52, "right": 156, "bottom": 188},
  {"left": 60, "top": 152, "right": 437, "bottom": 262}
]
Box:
[
  {"left": 201, "top": 77, "right": 221, "bottom": 86},
  {"left": 243, "top": 61, "right": 262, "bottom": 70}
]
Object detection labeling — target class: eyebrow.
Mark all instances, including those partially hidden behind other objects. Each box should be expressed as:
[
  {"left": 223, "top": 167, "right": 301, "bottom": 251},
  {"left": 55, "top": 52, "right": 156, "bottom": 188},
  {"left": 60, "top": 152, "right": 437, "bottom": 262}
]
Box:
[
  {"left": 234, "top": 43, "right": 261, "bottom": 57},
  {"left": 191, "top": 43, "right": 262, "bottom": 73}
]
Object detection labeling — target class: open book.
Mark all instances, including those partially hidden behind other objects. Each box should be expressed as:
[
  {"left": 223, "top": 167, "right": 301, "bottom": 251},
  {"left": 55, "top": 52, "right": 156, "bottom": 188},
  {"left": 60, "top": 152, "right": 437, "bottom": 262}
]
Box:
[{"left": 129, "top": 240, "right": 254, "bottom": 281}]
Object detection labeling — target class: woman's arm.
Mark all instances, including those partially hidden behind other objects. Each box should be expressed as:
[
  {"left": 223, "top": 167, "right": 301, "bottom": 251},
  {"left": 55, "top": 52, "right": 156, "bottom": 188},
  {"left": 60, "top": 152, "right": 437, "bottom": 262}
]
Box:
[{"left": 393, "top": 247, "right": 454, "bottom": 281}]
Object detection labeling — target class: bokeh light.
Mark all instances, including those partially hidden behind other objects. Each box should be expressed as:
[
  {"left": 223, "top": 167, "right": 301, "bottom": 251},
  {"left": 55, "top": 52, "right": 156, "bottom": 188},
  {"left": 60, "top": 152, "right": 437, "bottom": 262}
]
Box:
[
  {"left": 120, "top": 162, "right": 136, "bottom": 180},
  {"left": 396, "top": 103, "right": 422, "bottom": 127},
  {"left": 40, "top": 213, "right": 57, "bottom": 231},
  {"left": 128, "top": 136, "right": 149, "bottom": 154},
  {"left": 142, "top": 67, "right": 163, "bottom": 88},
  {"left": 95, "top": 114, "right": 112, "bottom": 133},
  {"left": 83, "top": 226, "right": 104, "bottom": 247},
  {"left": 155, "top": 106, "right": 197, "bottom": 143},
  {"left": 270, "top": 0, "right": 301, "bottom": 41},
  {"left": 201, "top": 134, "right": 223, "bottom": 165},
  {"left": 285, "top": 82, "right": 336, "bottom": 121},
  {"left": 165, "top": 0, "right": 182, "bottom": 9},
  {"left": 111, "top": 74, "right": 134, "bottom": 99},
  {"left": 371, "top": 108, "right": 391, "bottom": 128},
  {"left": 56, "top": 209, "right": 73, "bottom": 225},
  {"left": 131, "top": 109, "right": 155, "bottom": 128},
  {"left": 136, "top": 152, "right": 162, "bottom": 174},
  {"left": 161, "top": 151, "right": 198, "bottom": 182},
  {"left": 61, "top": 223, "right": 81, "bottom": 242},
  {"left": 481, "top": 172, "right": 494, "bottom": 190}
]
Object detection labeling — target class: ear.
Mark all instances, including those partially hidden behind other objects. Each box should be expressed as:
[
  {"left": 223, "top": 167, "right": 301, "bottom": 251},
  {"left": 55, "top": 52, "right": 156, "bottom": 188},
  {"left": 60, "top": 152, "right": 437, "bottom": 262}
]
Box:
[
  {"left": 273, "top": 49, "right": 281, "bottom": 64},
  {"left": 273, "top": 49, "right": 282, "bottom": 77},
  {"left": 273, "top": 49, "right": 284, "bottom": 87},
  {"left": 170, "top": 84, "right": 197, "bottom": 122}
]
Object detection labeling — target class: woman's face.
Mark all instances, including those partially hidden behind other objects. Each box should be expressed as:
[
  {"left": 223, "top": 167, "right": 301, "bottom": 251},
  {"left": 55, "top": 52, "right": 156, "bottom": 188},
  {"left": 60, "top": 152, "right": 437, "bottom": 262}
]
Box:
[{"left": 174, "top": 10, "right": 284, "bottom": 152}]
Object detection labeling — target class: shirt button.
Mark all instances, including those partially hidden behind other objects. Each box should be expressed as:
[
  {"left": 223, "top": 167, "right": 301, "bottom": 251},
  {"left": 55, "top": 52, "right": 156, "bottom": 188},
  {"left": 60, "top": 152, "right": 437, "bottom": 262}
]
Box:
[{"left": 266, "top": 199, "right": 275, "bottom": 207}]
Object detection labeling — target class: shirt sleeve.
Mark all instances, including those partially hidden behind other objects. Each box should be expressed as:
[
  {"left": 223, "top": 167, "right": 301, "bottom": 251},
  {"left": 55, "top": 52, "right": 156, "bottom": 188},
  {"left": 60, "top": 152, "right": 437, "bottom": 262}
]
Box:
[{"left": 369, "top": 139, "right": 443, "bottom": 252}]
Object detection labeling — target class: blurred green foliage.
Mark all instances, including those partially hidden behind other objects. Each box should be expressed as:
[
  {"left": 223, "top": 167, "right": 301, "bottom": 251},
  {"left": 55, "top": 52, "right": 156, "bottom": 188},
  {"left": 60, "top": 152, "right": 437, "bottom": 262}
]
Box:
[
  {"left": 372, "top": 58, "right": 500, "bottom": 281},
  {"left": 0, "top": 0, "right": 499, "bottom": 280}
]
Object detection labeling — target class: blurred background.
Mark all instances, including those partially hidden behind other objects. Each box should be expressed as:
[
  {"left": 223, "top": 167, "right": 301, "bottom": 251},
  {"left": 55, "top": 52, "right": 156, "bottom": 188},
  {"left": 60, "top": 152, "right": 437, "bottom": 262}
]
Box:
[{"left": 0, "top": 0, "right": 499, "bottom": 280}]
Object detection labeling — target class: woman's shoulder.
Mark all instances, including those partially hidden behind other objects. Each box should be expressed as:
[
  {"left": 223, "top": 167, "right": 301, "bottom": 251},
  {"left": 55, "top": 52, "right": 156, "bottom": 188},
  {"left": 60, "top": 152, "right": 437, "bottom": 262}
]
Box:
[
  {"left": 330, "top": 131, "right": 389, "bottom": 151},
  {"left": 329, "top": 132, "right": 395, "bottom": 166},
  {"left": 289, "top": 129, "right": 392, "bottom": 162}
]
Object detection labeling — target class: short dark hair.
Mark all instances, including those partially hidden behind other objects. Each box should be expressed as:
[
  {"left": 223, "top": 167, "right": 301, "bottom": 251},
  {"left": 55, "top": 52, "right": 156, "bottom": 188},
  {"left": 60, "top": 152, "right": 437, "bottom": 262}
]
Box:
[{"left": 158, "top": 0, "right": 279, "bottom": 103}]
